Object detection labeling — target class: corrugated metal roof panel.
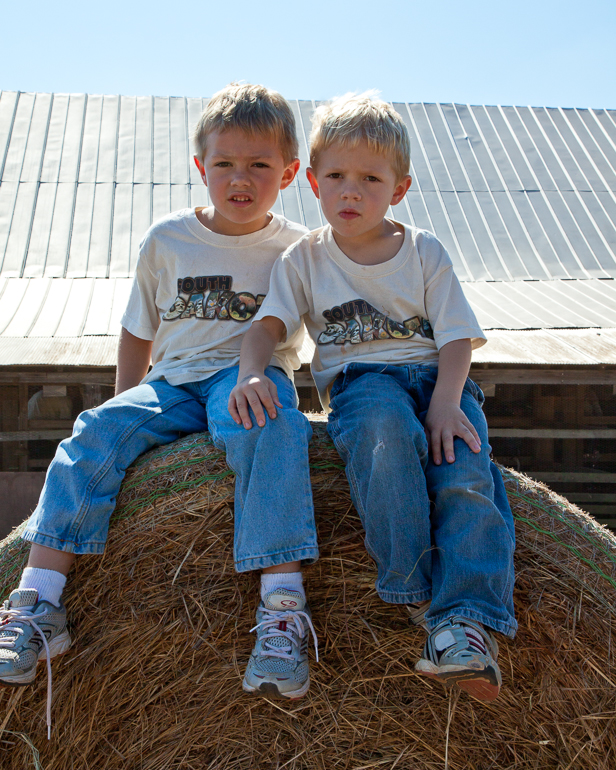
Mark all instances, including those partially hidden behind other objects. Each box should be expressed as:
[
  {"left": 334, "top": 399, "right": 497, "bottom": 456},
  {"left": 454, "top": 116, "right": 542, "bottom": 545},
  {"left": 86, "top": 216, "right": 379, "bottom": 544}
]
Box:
[
  {"left": 82, "top": 279, "right": 115, "bottom": 335},
  {"left": 58, "top": 95, "right": 86, "bottom": 183},
  {"left": 1, "top": 182, "right": 37, "bottom": 276},
  {"left": 78, "top": 94, "right": 103, "bottom": 184},
  {"left": 0, "top": 92, "right": 19, "bottom": 179},
  {"left": 44, "top": 183, "right": 76, "bottom": 277},
  {"left": 20, "top": 93, "right": 51, "bottom": 183},
  {"left": 0, "top": 336, "right": 118, "bottom": 366},
  {"left": 472, "top": 328, "right": 616, "bottom": 365},
  {"left": 2, "top": 279, "right": 50, "bottom": 337},
  {"left": 2, "top": 91, "right": 615, "bottom": 282},
  {"left": 134, "top": 96, "right": 153, "bottom": 184},
  {"left": 2, "top": 93, "right": 34, "bottom": 183},
  {"left": 2, "top": 328, "right": 614, "bottom": 369},
  {"left": 29, "top": 279, "right": 72, "bottom": 337},
  {"left": 0, "top": 279, "right": 29, "bottom": 333},
  {"left": 108, "top": 184, "right": 133, "bottom": 277},
  {"left": 0, "top": 278, "right": 615, "bottom": 350},
  {"left": 23, "top": 182, "right": 56, "bottom": 277},
  {"left": 53, "top": 279, "right": 94, "bottom": 337}
]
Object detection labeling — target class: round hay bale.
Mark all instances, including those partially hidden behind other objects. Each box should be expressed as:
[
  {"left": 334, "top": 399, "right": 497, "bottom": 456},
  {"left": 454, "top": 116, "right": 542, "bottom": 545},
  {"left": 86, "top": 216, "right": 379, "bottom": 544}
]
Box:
[{"left": 1, "top": 422, "right": 615, "bottom": 769}]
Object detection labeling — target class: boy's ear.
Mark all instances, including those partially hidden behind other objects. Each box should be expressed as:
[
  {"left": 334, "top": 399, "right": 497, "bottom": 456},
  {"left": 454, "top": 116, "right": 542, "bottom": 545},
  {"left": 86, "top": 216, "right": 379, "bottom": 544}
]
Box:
[
  {"left": 279, "top": 158, "right": 301, "bottom": 190},
  {"left": 390, "top": 175, "right": 412, "bottom": 206},
  {"left": 306, "top": 168, "right": 320, "bottom": 199},
  {"left": 193, "top": 156, "right": 207, "bottom": 186}
]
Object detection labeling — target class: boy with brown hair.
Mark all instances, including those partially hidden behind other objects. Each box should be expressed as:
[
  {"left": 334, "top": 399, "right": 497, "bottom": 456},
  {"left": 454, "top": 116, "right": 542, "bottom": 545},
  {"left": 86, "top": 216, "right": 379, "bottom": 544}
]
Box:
[
  {"left": 0, "top": 84, "right": 319, "bottom": 733},
  {"left": 230, "top": 92, "right": 517, "bottom": 703}
]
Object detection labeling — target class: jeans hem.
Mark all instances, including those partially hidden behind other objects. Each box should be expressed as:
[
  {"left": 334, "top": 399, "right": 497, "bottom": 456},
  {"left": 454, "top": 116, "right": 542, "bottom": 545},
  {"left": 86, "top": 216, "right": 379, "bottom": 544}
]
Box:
[
  {"left": 376, "top": 589, "right": 432, "bottom": 604},
  {"left": 235, "top": 547, "right": 319, "bottom": 573},
  {"left": 427, "top": 608, "right": 518, "bottom": 638},
  {"left": 21, "top": 529, "right": 106, "bottom": 555}
]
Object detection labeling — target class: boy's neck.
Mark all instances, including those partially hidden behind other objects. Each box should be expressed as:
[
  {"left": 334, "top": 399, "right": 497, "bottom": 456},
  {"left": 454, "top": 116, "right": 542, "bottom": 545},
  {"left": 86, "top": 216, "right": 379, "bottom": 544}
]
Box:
[
  {"left": 331, "top": 218, "right": 405, "bottom": 266},
  {"left": 196, "top": 206, "right": 273, "bottom": 236}
]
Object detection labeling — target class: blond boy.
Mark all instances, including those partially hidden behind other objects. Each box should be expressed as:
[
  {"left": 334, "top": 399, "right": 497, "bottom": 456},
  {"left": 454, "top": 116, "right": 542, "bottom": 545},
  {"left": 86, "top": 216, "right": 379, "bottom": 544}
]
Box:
[
  {"left": 0, "top": 84, "right": 319, "bottom": 731},
  {"left": 230, "top": 93, "right": 517, "bottom": 702}
]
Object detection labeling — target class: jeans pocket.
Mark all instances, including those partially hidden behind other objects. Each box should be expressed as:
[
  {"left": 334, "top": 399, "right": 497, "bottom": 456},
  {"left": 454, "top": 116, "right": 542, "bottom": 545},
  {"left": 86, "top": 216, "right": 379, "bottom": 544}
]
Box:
[
  {"left": 465, "top": 377, "right": 485, "bottom": 406},
  {"left": 329, "top": 372, "right": 347, "bottom": 402}
]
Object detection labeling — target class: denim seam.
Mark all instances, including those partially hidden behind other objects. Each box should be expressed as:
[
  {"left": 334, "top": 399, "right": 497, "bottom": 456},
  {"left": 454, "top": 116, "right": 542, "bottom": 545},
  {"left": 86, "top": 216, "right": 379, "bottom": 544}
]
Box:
[
  {"left": 329, "top": 429, "right": 382, "bottom": 562},
  {"left": 328, "top": 426, "right": 361, "bottom": 509},
  {"left": 376, "top": 588, "right": 432, "bottom": 604},
  {"left": 67, "top": 393, "right": 197, "bottom": 544},
  {"left": 21, "top": 530, "right": 106, "bottom": 555},
  {"left": 235, "top": 546, "right": 319, "bottom": 572}
]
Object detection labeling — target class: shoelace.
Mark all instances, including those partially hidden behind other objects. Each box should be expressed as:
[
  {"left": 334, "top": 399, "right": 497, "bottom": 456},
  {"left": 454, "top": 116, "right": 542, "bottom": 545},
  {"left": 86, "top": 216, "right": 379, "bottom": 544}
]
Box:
[
  {"left": 249, "top": 609, "right": 319, "bottom": 662},
  {"left": 0, "top": 606, "right": 54, "bottom": 740}
]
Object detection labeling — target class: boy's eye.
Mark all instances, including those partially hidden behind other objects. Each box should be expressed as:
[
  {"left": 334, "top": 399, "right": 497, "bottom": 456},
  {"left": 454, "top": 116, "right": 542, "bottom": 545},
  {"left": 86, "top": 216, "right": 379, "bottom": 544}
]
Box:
[
  {"left": 327, "top": 172, "right": 342, "bottom": 179},
  {"left": 365, "top": 175, "right": 380, "bottom": 182},
  {"left": 215, "top": 161, "right": 232, "bottom": 167},
  {"left": 252, "top": 162, "right": 270, "bottom": 168}
]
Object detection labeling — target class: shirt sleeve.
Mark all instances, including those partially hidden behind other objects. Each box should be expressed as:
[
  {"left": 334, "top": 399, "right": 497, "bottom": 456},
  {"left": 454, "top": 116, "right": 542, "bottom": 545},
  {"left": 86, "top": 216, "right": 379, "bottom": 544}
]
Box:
[
  {"left": 120, "top": 236, "right": 161, "bottom": 341},
  {"left": 419, "top": 233, "right": 487, "bottom": 350},
  {"left": 253, "top": 246, "right": 310, "bottom": 339}
]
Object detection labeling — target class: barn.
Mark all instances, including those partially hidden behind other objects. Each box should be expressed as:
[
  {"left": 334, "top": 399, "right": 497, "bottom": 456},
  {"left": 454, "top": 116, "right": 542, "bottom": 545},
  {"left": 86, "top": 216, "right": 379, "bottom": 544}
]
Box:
[{"left": 0, "top": 91, "right": 615, "bottom": 532}]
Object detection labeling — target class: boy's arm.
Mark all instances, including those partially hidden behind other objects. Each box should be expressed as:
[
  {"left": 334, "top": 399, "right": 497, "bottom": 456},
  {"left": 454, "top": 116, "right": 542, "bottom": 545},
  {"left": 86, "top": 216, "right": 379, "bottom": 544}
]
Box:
[
  {"left": 228, "top": 316, "right": 287, "bottom": 430},
  {"left": 425, "top": 338, "right": 481, "bottom": 465},
  {"left": 115, "top": 327, "right": 153, "bottom": 395}
]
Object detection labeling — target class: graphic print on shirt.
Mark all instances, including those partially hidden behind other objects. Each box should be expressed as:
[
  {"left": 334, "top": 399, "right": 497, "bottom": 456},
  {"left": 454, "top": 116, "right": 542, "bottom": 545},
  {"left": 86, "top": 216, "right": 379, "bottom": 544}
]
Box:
[
  {"left": 162, "top": 275, "right": 266, "bottom": 323},
  {"left": 316, "top": 298, "right": 434, "bottom": 345}
]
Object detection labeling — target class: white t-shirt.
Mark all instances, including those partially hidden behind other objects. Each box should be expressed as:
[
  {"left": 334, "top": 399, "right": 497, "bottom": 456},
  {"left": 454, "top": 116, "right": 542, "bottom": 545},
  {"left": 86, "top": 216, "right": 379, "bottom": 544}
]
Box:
[
  {"left": 121, "top": 208, "right": 308, "bottom": 386},
  {"left": 255, "top": 223, "right": 487, "bottom": 409}
]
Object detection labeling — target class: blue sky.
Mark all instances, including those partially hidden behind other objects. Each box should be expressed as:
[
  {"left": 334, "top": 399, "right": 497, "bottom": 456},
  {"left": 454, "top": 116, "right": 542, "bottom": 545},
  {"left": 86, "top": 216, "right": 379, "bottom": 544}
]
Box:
[{"left": 2, "top": 0, "right": 615, "bottom": 107}]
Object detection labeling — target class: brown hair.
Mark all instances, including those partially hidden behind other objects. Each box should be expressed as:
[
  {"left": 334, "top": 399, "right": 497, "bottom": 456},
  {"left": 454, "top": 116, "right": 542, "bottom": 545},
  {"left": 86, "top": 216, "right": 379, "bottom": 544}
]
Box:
[
  {"left": 193, "top": 83, "right": 298, "bottom": 165},
  {"left": 309, "top": 92, "right": 410, "bottom": 181}
]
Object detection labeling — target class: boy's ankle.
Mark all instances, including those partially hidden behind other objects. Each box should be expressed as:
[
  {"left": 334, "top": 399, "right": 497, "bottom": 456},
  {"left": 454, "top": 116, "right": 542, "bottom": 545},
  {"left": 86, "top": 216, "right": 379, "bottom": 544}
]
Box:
[
  {"left": 260, "top": 570, "right": 304, "bottom": 602},
  {"left": 18, "top": 567, "right": 66, "bottom": 607}
]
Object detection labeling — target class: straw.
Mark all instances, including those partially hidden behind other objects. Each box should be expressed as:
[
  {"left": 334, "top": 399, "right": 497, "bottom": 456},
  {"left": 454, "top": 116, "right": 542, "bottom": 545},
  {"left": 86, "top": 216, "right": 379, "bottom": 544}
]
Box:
[{"left": 0, "top": 422, "right": 614, "bottom": 769}]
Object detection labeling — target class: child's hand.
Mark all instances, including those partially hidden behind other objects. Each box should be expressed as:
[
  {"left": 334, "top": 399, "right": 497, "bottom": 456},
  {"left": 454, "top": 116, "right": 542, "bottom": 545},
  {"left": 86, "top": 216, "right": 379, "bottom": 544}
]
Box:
[
  {"left": 228, "top": 374, "right": 283, "bottom": 430},
  {"left": 424, "top": 398, "right": 481, "bottom": 465}
]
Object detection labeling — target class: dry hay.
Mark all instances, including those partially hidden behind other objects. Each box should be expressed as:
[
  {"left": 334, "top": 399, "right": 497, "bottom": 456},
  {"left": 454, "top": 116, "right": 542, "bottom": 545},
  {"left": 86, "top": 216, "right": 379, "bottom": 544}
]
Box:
[{"left": 1, "top": 421, "right": 616, "bottom": 770}]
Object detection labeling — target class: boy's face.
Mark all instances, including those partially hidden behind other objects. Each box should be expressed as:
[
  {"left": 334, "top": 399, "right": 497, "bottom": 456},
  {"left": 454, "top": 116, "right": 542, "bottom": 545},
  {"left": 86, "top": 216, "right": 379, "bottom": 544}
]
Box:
[
  {"left": 194, "top": 128, "right": 299, "bottom": 236},
  {"left": 306, "top": 141, "right": 411, "bottom": 245}
]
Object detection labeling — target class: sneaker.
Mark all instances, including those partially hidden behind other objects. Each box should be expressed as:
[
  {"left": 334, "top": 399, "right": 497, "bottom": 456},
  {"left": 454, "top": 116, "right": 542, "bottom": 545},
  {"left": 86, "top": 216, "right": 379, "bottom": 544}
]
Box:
[
  {"left": 415, "top": 616, "right": 501, "bottom": 702},
  {"left": 406, "top": 600, "right": 430, "bottom": 630},
  {"left": 243, "top": 588, "right": 318, "bottom": 699},
  {"left": 0, "top": 589, "right": 71, "bottom": 738}
]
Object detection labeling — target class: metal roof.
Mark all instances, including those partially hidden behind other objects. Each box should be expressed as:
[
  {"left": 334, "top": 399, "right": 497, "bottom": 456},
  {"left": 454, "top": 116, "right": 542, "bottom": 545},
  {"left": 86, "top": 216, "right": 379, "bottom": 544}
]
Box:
[
  {"left": 1, "top": 91, "right": 616, "bottom": 366},
  {"left": 2, "top": 327, "right": 614, "bottom": 368}
]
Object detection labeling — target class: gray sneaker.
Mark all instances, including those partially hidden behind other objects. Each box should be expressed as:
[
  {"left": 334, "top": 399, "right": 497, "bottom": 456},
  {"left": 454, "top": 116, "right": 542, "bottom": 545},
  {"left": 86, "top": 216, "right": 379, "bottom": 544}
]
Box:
[
  {"left": 415, "top": 616, "right": 501, "bottom": 702},
  {"left": 243, "top": 589, "right": 318, "bottom": 699},
  {"left": 0, "top": 589, "right": 71, "bottom": 686}
]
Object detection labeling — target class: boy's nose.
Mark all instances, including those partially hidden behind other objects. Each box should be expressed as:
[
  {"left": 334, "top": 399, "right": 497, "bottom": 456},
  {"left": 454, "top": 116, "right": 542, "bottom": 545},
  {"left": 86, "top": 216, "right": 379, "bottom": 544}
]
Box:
[
  {"left": 341, "top": 184, "right": 361, "bottom": 200},
  {"left": 231, "top": 169, "right": 250, "bottom": 186}
]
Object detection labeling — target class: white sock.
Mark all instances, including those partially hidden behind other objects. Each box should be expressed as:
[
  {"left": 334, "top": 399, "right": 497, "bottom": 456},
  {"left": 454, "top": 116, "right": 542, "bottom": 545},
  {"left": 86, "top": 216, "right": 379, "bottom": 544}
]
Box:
[
  {"left": 260, "top": 571, "right": 304, "bottom": 602},
  {"left": 19, "top": 567, "right": 66, "bottom": 607}
]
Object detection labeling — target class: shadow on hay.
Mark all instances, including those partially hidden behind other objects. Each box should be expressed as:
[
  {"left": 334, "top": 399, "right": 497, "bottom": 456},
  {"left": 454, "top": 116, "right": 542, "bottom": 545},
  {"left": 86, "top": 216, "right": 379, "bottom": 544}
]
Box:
[{"left": 1, "top": 422, "right": 615, "bottom": 770}]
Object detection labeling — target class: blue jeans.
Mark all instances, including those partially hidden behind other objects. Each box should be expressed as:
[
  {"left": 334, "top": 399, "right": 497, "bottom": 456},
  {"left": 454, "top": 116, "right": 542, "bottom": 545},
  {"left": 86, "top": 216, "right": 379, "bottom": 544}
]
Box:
[
  {"left": 24, "top": 367, "right": 318, "bottom": 572},
  {"left": 327, "top": 363, "right": 517, "bottom": 638}
]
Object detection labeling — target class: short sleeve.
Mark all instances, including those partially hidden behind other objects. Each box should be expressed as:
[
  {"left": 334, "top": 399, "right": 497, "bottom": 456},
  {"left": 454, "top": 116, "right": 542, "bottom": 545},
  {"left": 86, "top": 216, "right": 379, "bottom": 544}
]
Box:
[
  {"left": 254, "top": 247, "right": 310, "bottom": 338},
  {"left": 419, "top": 233, "right": 487, "bottom": 350},
  {"left": 120, "top": 236, "right": 160, "bottom": 341}
]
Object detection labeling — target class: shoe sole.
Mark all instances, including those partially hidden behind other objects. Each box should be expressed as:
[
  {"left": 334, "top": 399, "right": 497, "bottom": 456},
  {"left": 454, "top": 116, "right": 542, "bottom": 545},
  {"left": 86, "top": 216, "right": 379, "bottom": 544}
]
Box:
[
  {"left": 242, "top": 676, "right": 310, "bottom": 700},
  {"left": 0, "top": 630, "right": 72, "bottom": 687},
  {"left": 416, "top": 661, "right": 501, "bottom": 703}
]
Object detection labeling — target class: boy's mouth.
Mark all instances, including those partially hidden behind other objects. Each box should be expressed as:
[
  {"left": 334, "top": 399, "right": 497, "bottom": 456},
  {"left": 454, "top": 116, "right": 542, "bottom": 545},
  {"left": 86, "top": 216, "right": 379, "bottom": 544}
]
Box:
[
  {"left": 229, "top": 195, "right": 253, "bottom": 206},
  {"left": 339, "top": 209, "right": 360, "bottom": 220}
]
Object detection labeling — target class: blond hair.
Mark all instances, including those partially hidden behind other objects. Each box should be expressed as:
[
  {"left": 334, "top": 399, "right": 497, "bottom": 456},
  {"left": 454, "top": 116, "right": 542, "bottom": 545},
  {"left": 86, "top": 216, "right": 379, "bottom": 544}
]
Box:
[
  {"left": 193, "top": 83, "right": 298, "bottom": 165},
  {"left": 309, "top": 92, "right": 410, "bottom": 181}
]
